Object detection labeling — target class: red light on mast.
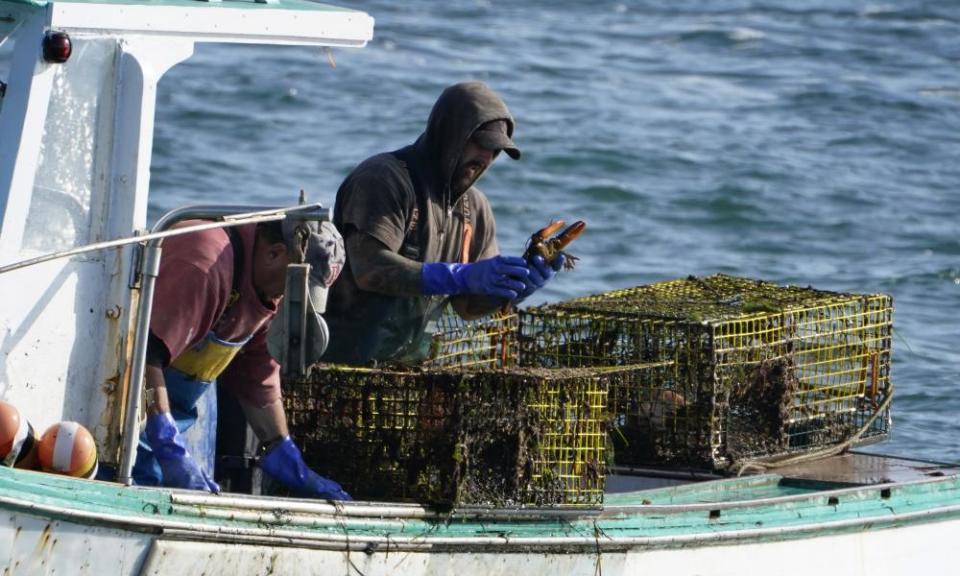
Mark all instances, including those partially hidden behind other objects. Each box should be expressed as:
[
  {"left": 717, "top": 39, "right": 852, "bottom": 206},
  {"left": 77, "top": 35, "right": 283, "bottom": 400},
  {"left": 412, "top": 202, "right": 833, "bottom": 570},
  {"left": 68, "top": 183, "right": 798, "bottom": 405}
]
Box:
[{"left": 42, "top": 31, "right": 72, "bottom": 64}]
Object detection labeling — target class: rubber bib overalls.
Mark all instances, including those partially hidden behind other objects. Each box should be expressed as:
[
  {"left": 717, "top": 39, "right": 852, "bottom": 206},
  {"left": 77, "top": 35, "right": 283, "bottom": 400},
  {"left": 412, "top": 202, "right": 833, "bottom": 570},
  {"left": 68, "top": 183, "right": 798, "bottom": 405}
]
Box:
[
  {"left": 132, "top": 231, "right": 249, "bottom": 486},
  {"left": 323, "top": 187, "right": 474, "bottom": 366}
]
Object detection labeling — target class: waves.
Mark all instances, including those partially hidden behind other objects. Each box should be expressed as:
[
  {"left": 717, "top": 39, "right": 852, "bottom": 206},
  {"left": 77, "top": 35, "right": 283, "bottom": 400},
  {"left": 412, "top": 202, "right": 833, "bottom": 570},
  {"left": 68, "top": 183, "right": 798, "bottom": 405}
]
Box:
[{"left": 10, "top": 0, "right": 952, "bottom": 460}]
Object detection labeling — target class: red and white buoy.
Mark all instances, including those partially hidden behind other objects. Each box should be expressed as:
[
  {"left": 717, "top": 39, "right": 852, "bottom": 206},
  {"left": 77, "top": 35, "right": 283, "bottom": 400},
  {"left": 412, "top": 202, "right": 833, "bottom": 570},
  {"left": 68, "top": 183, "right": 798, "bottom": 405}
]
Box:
[
  {"left": 0, "top": 400, "right": 39, "bottom": 469},
  {"left": 38, "top": 421, "right": 98, "bottom": 479}
]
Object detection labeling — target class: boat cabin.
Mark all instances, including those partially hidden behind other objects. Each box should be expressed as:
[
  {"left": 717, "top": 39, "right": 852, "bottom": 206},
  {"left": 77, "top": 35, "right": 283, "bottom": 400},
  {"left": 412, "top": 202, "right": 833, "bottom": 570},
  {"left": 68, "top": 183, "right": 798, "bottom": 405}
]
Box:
[{"left": 0, "top": 0, "right": 372, "bottom": 480}]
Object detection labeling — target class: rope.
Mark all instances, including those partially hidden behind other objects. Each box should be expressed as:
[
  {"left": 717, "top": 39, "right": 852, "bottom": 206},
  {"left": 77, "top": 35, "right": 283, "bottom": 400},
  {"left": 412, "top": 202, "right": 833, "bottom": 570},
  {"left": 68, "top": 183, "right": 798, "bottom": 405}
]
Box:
[
  {"left": 733, "top": 384, "right": 894, "bottom": 477},
  {"left": 0, "top": 205, "right": 317, "bottom": 276}
]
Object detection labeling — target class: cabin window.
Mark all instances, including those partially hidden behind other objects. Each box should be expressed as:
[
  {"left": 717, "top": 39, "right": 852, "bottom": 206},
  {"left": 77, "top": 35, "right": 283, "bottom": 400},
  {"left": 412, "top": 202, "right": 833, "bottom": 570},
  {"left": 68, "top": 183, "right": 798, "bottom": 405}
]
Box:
[{"left": 21, "top": 38, "right": 117, "bottom": 254}]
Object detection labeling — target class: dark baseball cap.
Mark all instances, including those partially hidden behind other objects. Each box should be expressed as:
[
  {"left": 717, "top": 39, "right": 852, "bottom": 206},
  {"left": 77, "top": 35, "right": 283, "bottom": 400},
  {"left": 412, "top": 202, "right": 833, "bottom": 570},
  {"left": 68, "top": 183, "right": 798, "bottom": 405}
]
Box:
[{"left": 471, "top": 120, "right": 521, "bottom": 160}]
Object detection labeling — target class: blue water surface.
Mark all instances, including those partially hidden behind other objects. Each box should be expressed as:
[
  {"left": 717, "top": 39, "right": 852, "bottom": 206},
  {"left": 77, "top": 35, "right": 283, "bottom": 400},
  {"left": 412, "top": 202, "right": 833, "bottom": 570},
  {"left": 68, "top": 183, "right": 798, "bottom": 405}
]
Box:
[
  {"left": 149, "top": 0, "right": 960, "bottom": 462},
  {"left": 6, "top": 0, "right": 958, "bottom": 461}
]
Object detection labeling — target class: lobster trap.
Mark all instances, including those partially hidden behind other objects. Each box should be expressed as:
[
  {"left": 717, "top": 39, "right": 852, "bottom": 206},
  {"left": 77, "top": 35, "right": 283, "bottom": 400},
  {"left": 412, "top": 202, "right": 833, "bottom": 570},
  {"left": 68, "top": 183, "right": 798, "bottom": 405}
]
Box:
[
  {"left": 519, "top": 274, "right": 893, "bottom": 471},
  {"left": 423, "top": 308, "right": 519, "bottom": 369},
  {"left": 282, "top": 364, "right": 608, "bottom": 507}
]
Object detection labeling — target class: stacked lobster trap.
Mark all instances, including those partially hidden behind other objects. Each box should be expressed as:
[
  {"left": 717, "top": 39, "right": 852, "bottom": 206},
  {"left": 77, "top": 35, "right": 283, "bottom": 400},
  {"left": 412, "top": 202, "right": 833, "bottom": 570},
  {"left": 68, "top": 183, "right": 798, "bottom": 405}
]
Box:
[
  {"left": 519, "top": 274, "right": 894, "bottom": 471},
  {"left": 283, "top": 274, "right": 894, "bottom": 505},
  {"left": 282, "top": 309, "right": 609, "bottom": 507}
]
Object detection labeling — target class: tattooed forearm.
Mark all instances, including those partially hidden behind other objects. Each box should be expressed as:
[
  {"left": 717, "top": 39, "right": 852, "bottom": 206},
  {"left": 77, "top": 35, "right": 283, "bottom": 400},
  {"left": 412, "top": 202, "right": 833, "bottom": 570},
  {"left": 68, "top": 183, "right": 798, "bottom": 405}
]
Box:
[{"left": 346, "top": 232, "right": 423, "bottom": 297}]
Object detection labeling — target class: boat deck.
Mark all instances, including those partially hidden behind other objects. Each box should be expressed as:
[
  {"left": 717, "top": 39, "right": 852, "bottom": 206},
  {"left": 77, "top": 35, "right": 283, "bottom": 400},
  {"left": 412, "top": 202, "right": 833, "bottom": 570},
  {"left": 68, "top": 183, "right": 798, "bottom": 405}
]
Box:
[
  {"left": 604, "top": 451, "right": 960, "bottom": 506},
  {"left": 770, "top": 451, "right": 960, "bottom": 485}
]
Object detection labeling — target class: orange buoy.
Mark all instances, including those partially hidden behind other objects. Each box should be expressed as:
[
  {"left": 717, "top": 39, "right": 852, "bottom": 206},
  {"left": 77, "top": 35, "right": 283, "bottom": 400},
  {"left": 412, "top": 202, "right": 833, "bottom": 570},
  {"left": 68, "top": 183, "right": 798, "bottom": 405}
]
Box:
[
  {"left": 38, "top": 421, "right": 98, "bottom": 479},
  {"left": 0, "top": 400, "right": 39, "bottom": 469}
]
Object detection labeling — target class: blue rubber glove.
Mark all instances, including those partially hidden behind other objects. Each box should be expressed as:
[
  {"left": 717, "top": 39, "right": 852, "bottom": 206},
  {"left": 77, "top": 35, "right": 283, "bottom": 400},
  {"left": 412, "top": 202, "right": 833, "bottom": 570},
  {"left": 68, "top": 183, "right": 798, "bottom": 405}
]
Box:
[
  {"left": 260, "top": 437, "right": 352, "bottom": 501},
  {"left": 145, "top": 412, "right": 220, "bottom": 493},
  {"left": 422, "top": 255, "right": 529, "bottom": 300},
  {"left": 516, "top": 254, "right": 565, "bottom": 303}
]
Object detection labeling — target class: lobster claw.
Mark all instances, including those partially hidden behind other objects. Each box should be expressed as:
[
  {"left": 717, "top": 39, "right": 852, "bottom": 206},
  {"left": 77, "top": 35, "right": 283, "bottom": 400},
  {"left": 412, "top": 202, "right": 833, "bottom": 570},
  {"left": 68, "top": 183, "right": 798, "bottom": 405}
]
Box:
[
  {"left": 532, "top": 220, "right": 566, "bottom": 243},
  {"left": 552, "top": 221, "right": 586, "bottom": 251},
  {"left": 523, "top": 219, "right": 586, "bottom": 272}
]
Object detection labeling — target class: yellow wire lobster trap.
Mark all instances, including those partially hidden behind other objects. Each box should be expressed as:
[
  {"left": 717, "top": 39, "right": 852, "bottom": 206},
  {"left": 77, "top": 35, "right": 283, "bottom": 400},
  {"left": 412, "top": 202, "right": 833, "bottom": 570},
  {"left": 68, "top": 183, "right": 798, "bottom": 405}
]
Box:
[
  {"left": 423, "top": 308, "right": 519, "bottom": 369},
  {"left": 284, "top": 304, "right": 610, "bottom": 508},
  {"left": 518, "top": 274, "right": 893, "bottom": 471},
  {"left": 283, "top": 364, "right": 608, "bottom": 507}
]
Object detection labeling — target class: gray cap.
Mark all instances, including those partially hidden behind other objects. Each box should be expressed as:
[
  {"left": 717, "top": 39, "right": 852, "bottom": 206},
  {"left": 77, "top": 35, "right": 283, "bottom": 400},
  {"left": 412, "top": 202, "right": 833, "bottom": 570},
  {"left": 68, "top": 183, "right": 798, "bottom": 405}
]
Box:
[
  {"left": 471, "top": 120, "right": 521, "bottom": 160},
  {"left": 282, "top": 219, "right": 345, "bottom": 292}
]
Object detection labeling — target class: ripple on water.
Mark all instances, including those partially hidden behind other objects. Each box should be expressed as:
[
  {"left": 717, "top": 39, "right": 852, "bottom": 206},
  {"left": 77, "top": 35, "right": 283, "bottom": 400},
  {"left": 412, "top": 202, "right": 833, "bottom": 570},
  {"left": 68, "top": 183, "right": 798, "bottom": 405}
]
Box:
[{"left": 124, "top": 0, "right": 960, "bottom": 462}]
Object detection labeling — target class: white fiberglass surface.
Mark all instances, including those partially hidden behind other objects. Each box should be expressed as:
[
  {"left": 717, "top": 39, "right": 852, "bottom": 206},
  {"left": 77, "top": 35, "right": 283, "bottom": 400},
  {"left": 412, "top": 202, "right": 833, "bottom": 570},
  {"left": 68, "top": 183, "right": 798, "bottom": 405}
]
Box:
[{"left": 22, "top": 37, "right": 116, "bottom": 254}]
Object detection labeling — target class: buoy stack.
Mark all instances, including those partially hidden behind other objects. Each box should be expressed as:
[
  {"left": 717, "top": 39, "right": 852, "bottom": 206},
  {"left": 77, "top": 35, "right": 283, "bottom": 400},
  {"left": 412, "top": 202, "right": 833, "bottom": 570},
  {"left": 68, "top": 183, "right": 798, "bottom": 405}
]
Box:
[{"left": 1, "top": 400, "right": 99, "bottom": 479}]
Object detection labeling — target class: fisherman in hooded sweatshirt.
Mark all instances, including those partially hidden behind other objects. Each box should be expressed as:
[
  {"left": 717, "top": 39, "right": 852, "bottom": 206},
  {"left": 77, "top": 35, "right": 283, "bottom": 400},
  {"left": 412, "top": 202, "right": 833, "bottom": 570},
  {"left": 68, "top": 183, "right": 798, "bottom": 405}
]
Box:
[{"left": 323, "top": 81, "right": 564, "bottom": 365}]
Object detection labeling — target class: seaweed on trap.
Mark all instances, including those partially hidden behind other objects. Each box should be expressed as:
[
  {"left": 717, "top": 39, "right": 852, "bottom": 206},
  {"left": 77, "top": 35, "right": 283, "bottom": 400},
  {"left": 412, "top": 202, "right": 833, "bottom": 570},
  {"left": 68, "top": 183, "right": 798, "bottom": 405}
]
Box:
[
  {"left": 284, "top": 274, "right": 893, "bottom": 501},
  {"left": 283, "top": 365, "right": 607, "bottom": 508},
  {"left": 520, "top": 274, "right": 894, "bottom": 472}
]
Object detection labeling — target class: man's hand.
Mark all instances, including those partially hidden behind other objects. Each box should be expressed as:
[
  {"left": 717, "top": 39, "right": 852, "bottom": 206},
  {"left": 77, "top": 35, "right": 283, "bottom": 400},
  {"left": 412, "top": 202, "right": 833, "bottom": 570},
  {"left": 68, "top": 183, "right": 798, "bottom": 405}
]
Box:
[
  {"left": 240, "top": 399, "right": 350, "bottom": 500},
  {"left": 145, "top": 412, "right": 220, "bottom": 493},
  {"left": 259, "top": 437, "right": 352, "bottom": 501},
  {"left": 422, "top": 256, "right": 529, "bottom": 300},
  {"left": 516, "top": 254, "right": 565, "bottom": 303}
]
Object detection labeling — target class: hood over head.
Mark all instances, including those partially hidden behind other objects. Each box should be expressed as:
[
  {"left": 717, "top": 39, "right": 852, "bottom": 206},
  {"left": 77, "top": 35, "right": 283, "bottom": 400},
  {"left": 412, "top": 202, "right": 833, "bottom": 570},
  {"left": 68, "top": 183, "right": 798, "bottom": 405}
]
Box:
[{"left": 414, "top": 81, "right": 519, "bottom": 200}]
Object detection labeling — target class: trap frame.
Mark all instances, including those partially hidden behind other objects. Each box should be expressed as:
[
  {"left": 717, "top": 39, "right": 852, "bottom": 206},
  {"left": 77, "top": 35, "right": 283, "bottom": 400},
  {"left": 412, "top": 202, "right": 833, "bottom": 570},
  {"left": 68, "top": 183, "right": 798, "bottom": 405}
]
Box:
[
  {"left": 519, "top": 274, "right": 893, "bottom": 471},
  {"left": 283, "top": 364, "right": 608, "bottom": 507},
  {"left": 423, "top": 308, "right": 519, "bottom": 369}
]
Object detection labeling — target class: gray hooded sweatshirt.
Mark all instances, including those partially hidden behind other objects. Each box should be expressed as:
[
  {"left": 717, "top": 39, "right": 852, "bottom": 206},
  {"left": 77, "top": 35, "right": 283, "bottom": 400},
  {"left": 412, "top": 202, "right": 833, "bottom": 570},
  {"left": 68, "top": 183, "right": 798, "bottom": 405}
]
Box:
[{"left": 323, "top": 82, "right": 518, "bottom": 365}]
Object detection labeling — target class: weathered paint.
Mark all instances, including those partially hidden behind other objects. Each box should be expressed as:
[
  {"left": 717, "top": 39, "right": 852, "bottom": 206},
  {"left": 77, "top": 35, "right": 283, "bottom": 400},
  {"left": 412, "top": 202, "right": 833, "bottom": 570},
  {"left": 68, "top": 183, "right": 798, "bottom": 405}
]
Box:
[
  {"left": 2, "top": 463, "right": 960, "bottom": 573},
  {"left": 0, "top": 515, "right": 152, "bottom": 575},
  {"left": 0, "top": 0, "right": 374, "bottom": 466},
  {"left": 0, "top": 26, "right": 188, "bottom": 463},
  {"left": 2, "top": 466, "right": 960, "bottom": 548},
  {"left": 3, "top": 505, "right": 959, "bottom": 576},
  {"left": 140, "top": 522, "right": 960, "bottom": 576}
]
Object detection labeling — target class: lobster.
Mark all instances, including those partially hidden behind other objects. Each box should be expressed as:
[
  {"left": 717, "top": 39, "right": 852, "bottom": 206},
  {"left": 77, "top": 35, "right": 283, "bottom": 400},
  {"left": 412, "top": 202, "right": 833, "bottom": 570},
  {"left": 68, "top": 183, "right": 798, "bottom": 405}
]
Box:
[{"left": 522, "top": 220, "right": 586, "bottom": 271}]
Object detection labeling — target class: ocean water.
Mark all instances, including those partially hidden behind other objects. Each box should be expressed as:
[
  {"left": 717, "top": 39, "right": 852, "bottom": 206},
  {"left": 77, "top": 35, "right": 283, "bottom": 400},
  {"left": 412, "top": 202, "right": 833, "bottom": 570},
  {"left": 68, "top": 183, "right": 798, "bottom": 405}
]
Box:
[{"left": 6, "top": 0, "right": 960, "bottom": 462}]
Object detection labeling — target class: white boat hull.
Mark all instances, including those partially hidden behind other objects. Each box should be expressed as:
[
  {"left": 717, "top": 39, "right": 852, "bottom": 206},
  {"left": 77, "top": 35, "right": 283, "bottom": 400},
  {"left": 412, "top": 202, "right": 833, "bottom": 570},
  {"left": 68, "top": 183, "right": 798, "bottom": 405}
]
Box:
[{"left": 4, "top": 508, "right": 960, "bottom": 576}]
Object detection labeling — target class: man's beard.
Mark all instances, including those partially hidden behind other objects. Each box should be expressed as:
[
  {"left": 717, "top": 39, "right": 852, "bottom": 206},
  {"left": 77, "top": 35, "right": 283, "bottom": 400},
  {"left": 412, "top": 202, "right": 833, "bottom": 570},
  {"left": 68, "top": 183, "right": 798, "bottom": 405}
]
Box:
[{"left": 452, "top": 161, "right": 486, "bottom": 195}]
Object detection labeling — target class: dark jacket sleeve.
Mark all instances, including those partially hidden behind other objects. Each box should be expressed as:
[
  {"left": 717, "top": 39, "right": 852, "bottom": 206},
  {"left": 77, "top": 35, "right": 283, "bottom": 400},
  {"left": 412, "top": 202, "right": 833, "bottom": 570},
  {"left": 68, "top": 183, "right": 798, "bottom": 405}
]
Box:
[{"left": 337, "top": 160, "right": 415, "bottom": 253}]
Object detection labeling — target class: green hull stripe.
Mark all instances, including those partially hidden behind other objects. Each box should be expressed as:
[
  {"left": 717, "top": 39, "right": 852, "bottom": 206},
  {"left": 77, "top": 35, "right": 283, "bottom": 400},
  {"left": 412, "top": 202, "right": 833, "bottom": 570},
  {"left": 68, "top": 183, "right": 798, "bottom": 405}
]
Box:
[{"left": 2, "top": 466, "right": 959, "bottom": 544}]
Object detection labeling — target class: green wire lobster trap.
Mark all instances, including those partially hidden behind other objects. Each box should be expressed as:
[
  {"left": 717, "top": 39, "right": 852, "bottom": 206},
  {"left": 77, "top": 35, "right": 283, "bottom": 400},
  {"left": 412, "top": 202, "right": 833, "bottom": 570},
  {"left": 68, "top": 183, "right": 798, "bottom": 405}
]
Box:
[
  {"left": 519, "top": 274, "right": 893, "bottom": 471},
  {"left": 283, "top": 364, "right": 608, "bottom": 507}
]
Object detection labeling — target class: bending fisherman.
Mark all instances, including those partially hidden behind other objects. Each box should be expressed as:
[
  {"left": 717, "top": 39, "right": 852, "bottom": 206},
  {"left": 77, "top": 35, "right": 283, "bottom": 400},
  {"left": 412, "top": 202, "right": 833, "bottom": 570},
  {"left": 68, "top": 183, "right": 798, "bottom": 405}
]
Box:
[{"left": 133, "top": 219, "right": 350, "bottom": 499}]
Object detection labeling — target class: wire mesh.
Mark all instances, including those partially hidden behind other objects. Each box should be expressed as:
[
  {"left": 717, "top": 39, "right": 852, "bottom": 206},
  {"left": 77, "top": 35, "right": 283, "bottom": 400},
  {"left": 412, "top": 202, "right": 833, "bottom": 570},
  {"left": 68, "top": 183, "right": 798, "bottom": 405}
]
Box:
[
  {"left": 519, "top": 274, "right": 893, "bottom": 471},
  {"left": 282, "top": 364, "right": 608, "bottom": 507},
  {"left": 424, "top": 307, "right": 518, "bottom": 369}
]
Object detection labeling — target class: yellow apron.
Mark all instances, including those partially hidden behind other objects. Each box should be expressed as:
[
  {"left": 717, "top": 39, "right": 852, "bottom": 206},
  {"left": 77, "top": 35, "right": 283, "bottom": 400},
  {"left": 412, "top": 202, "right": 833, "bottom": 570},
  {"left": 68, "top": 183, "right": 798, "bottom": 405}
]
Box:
[{"left": 170, "top": 330, "right": 246, "bottom": 382}]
